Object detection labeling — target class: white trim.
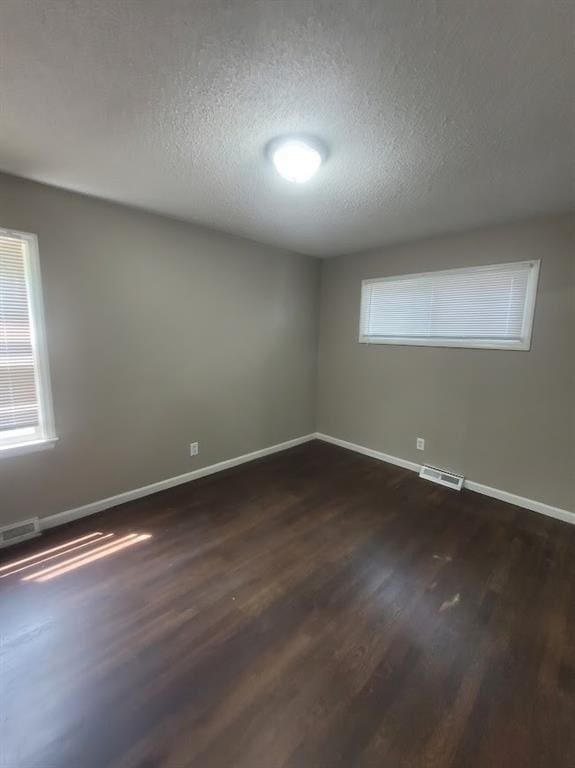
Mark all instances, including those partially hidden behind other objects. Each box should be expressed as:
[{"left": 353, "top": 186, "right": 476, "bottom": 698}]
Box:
[
  {"left": 462, "top": 479, "right": 575, "bottom": 527},
  {"left": 40, "top": 434, "right": 315, "bottom": 531},
  {"left": 359, "top": 259, "right": 540, "bottom": 351},
  {"left": 360, "top": 260, "right": 539, "bottom": 287},
  {"left": 315, "top": 432, "right": 420, "bottom": 472},
  {"left": 314, "top": 432, "right": 575, "bottom": 527},
  {"left": 358, "top": 336, "right": 534, "bottom": 351},
  {"left": 23, "top": 230, "right": 57, "bottom": 441},
  {"left": 0, "top": 437, "right": 58, "bottom": 458},
  {"left": 0, "top": 227, "right": 57, "bottom": 449}
]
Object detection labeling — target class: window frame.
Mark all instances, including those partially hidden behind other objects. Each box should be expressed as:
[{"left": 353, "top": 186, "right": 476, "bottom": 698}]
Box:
[
  {"left": 0, "top": 227, "right": 57, "bottom": 457},
  {"left": 358, "top": 260, "right": 541, "bottom": 351}
]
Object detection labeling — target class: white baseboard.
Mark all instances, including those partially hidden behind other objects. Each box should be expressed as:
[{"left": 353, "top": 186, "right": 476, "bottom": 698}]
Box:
[
  {"left": 37, "top": 431, "right": 575, "bottom": 533},
  {"left": 41, "top": 434, "right": 315, "bottom": 531},
  {"left": 462, "top": 480, "right": 575, "bottom": 526},
  {"left": 315, "top": 432, "right": 421, "bottom": 473},
  {"left": 315, "top": 432, "right": 575, "bottom": 527}
]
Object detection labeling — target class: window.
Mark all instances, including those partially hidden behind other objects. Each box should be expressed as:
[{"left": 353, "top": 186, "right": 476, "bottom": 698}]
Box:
[
  {"left": 0, "top": 228, "right": 56, "bottom": 456},
  {"left": 359, "top": 260, "right": 540, "bottom": 350}
]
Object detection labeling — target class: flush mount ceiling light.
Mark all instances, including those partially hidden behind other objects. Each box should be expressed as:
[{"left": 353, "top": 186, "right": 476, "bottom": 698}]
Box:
[{"left": 268, "top": 136, "right": 327, "bottom": 183}]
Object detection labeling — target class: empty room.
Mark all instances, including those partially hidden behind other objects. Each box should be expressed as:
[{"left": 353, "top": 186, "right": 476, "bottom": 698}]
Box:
[{"left": 0, "top": 2, "right": 573, "bottom": 767}]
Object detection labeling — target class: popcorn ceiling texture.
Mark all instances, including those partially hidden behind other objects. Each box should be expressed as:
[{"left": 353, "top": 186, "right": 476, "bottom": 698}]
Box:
[{"left": 0, "top": 0, "right": 573, "bottom": 256}]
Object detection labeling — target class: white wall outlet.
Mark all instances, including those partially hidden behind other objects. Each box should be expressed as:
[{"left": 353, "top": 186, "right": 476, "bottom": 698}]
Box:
[
  {"left": 190, "top": 442, "right": 199, "bottom": 457},
  {"left": 416, "top": 437, "right": 425, "bottom": 451}
]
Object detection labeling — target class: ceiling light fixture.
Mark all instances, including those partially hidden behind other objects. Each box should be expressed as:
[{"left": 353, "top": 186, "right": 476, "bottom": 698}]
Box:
[{"left": 268, "top": 136, "right": 326, "bottom": 183}]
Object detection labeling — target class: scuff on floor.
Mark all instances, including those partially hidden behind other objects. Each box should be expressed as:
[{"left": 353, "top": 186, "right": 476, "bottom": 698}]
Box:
[{"left": 440, "top": 593, "right": 461, "bottom": 612}]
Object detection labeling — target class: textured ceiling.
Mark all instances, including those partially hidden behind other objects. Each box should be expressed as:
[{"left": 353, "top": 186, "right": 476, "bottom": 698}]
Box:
[{"left": 0, "top": 0, "right": 573, "bottom": 256}]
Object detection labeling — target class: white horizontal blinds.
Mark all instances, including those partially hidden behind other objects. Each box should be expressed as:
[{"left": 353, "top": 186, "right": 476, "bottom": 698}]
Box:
[
  {"left": 0, "top": 234, "right": 40, "bottom": 436},
  {"left": 362, "top": 275, "right": 433, "bottom": 339},
  {"left": 361, "top": 261, "right": 537, "bottom": 344}
]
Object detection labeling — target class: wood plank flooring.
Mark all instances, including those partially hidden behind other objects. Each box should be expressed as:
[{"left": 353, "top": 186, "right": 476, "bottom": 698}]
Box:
[{"left": 1, "top": 440, "right": 574, "bottom": 768}]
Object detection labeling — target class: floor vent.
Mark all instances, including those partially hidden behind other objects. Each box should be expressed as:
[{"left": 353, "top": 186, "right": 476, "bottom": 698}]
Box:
[
  {"left": 0, "top": 518, "right": 41, "bottom": 549},
  {"left": 419, "top": 465, "right": 464, "bottom": 491}
]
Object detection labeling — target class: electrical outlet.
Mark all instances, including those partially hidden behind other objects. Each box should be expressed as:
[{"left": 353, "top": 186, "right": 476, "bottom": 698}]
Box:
[
  {"left": 190, "top": 442, "right": 199, "bottom": 457},
  {"left": 416, "top": 437, "right": 425, "bottom": 451}
]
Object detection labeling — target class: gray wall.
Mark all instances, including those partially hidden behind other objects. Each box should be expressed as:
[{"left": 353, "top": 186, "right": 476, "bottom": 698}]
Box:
[
  {"left": 0, "top": 173, "right": 320, "bottom": 526},
  {"left": 1, "top": 172, "right": 572, "bottom": 527},
  {"left": 317, "top": 214, "right": 575, "bottom": 511}
]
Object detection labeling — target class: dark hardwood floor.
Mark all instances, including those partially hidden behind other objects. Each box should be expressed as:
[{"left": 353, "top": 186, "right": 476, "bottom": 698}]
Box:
[{"left": 1, "top": 440, "right": 574, "bottom": 768}]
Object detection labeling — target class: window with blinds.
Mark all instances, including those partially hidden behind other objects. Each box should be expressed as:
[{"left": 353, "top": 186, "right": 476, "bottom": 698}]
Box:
[
  {"left": 359, "top": 260, "right": 540, "bottom": 350},
  {"left": 0, "top": 228, "right": 56, "bottom": 454}
]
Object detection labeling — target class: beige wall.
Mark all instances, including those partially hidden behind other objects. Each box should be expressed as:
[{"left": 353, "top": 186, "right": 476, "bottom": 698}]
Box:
[
  {"left": 0, "top": 173, "right": 320, "bottom": 526},
  {"left": 317, "top": 214, "right": 575, "bottom": 511}
]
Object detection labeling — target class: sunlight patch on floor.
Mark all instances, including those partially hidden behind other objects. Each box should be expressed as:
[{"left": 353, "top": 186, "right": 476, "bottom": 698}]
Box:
[{"left": 0, "top": 531, "right": 152, "bottom": 582}]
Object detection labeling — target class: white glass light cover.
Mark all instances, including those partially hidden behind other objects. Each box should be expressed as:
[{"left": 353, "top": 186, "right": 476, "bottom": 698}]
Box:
[{"left": 271, "top": 139, "right": 323, "bottom": 183}]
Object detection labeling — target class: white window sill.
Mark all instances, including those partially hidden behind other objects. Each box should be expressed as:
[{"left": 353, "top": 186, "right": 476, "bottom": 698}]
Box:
[
  {"left": 0, "top": 437, "right": 58, "bottom": 458},
  {"left": 358, "top": 336, "right": 531, "bottom": 350}
]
